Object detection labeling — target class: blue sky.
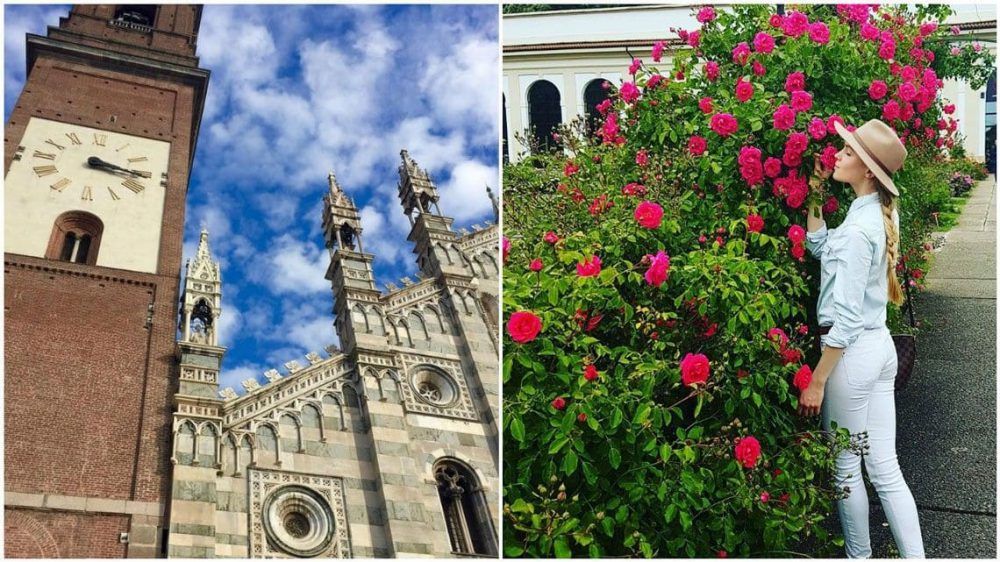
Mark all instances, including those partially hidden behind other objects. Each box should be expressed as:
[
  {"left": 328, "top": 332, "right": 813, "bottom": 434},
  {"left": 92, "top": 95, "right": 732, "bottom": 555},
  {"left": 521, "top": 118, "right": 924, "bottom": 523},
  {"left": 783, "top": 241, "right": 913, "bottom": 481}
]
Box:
[{"left": 4, "top": 5, "right": 500, "bottom": 393}]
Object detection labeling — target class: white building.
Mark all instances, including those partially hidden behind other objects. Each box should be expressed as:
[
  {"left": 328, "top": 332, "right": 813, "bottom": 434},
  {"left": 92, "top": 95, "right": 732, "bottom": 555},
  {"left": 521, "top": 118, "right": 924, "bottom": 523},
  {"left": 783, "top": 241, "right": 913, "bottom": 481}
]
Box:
[{"left": 503, "top": 4, "right": 996, "bottom": 170}]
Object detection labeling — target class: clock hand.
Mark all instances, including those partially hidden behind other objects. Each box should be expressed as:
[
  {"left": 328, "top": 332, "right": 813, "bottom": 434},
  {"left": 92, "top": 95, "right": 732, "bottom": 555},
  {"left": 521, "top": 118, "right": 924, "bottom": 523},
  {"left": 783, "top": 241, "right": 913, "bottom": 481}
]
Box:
[{"left": 87, "top": 156, "right": 147, "bottom": 177}]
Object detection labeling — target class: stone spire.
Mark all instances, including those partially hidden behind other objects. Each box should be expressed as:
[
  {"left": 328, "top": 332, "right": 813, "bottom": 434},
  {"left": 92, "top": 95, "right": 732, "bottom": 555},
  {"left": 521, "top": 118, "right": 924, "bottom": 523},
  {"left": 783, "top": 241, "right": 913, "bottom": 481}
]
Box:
[
  {"left": 322, "top": 166, "right": 364, "bottom": 254},
  {"left": 398, "top": 149, "right": 443, "bottom": 218},
  {"left": 180, "top": 228, "right": 222, "bottom": 346},
  {"left": 486, "top": 184, "right": 499, "bottom": 222}
]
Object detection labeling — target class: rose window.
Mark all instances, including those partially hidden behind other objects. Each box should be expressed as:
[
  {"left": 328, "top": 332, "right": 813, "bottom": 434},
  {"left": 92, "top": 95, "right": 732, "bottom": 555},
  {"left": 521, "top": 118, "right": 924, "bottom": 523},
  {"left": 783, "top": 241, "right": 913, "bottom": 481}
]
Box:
[
  {"left": 410, "top": 368, "right": 459, "bottom": 407},
  {"left": 262, "top": 486, "right": 335, "bottom": 557}
]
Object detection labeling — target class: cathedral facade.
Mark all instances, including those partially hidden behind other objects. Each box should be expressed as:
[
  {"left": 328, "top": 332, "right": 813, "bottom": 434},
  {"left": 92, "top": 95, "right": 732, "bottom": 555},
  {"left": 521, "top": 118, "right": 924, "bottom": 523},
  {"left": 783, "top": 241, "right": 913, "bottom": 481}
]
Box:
[{"left": 4, "top": 5, "right": 499, "bottom": 558}]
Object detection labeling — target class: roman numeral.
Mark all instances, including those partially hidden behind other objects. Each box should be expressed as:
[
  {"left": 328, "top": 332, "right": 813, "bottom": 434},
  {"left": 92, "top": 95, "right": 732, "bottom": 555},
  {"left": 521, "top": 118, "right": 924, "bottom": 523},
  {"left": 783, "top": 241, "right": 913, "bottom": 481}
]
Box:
[
  {"left": 50, "top": 178, "right": 72, "bottom": 192},
  {"left": 33, "top": 165, "right": 58, "bottom": 177},
  {"left": 115, "top": 143, "right": 130, "bottom": 152},
  {"left": 132, "top": 170, "right": 152, "bottom": 178},
  {"left": 81, "top": 186, "right": 93, "bottom": 201},
  {"left": 44, "top": 139, "right": 65, "bottom": 151},
  {"left": 127, "top": 156, "right": 147, "bottom": 163},
  {"left": 33, "top": 150, "right": 56, "bottom": 160},
  {"left": 122, "top": 178, "right": 145, "bottom": 193},
  {"left": 65, "top": 132, "right": 82, "bottom": 145},
  {"left": 107, "top": 186, "right": 121, "bottom": 201},
  {"left": 93, "top": 133, "right": 107, "bottom": 146}
]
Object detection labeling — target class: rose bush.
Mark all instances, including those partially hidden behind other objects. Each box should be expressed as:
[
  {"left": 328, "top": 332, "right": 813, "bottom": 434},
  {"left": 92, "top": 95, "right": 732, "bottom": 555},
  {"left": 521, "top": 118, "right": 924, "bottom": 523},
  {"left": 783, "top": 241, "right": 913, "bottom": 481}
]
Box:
[{"left": 503, "top": 4, "right": 992, "bottom": 558}]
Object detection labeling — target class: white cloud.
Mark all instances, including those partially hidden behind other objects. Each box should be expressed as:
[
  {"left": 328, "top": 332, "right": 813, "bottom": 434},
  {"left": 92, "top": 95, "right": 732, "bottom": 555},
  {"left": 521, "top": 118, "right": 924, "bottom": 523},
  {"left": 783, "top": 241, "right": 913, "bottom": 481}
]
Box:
[
  {"left": 254, "top": 233, "right": 329, "bottom": 296},
  {"left": 438, "top": 160, "right": 499, "bottom": 223},
  {"left": 219, "top": 363, "right": 263, "bottom": 394},
  {"left": 216, "top": 303, "right": 242, "bottom": 347},
  {"left": 359, "top": 204, "right": 413, "bottom": 268},
  {"left": 4, "top": 6, "right": 66, "bottom": 115},
  {"left": 419, "top": 36, "right": 499, "bottom": 146}
]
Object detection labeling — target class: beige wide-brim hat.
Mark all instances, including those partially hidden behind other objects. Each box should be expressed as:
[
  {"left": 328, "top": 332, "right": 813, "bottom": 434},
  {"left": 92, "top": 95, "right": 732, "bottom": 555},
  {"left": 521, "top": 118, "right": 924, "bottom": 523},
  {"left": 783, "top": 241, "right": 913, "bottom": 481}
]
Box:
[{"left": 834, "top": 118, "right": 907, "bottom": 196}]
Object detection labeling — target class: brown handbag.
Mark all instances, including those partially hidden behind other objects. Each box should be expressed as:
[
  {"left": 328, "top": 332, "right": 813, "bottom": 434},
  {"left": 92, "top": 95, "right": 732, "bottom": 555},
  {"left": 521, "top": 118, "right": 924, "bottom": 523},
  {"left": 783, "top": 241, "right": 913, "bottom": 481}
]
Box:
[{"left": 892, "top": 269, "right": 917, "bottom": 391}]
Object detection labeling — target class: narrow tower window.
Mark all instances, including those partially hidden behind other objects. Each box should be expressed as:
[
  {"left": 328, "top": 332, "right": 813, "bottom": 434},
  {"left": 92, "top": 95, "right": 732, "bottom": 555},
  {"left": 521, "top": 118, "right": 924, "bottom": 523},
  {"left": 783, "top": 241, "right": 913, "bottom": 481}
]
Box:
[{"left": 46, "top": 211, "right": 104, "bottom": 266}]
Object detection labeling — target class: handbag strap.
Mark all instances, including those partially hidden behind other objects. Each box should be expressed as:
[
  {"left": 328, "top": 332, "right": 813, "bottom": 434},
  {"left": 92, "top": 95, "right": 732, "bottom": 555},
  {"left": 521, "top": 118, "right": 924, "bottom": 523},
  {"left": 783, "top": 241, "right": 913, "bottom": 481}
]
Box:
[{"left": 901, "top": 267, "right": 916, "bottom": 328}]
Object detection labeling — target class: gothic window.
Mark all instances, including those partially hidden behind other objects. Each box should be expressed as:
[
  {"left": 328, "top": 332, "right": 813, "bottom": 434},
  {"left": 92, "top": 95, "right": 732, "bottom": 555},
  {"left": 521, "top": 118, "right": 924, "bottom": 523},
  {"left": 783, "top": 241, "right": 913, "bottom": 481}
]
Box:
[
  {"left": 46, "top": 211, "right": 103, "bottom": 266},
  {"left": 240, "top": 435, "right": 254, "bottom": 470},
  {"left": 261, "top": 485, "right": 337, "bottom": 557},
  {"left": 425, "top": 306, "right": 445, "bottom": 334},
  {"left": 198, "top": 423, "right": 218, "bottom": 466},
  {"left": 301, "top": 404, "right": 323, "bottom": 442},
  {"left": 528, "top": 80, "right": 562, "bottom": 152},
  {"left": 338, "top": 223, "right": 357, "bottom": 251},
  {"left": 480, "top": 293, "right": 499, "bottom": 331},
  {"left": 395, "top": 320, "right": 413, "bottom": 347},
  {"left": 322, "top": 394, "right": 345, "bottom": 431},
  {"left": 280, "top": 414, "right": 302, "bottom": 454},
  {"left": 223, "top": 434, "right": 238, "bottom": 476},
  {"left": 434, "top": 459, "right": 498, "bottom": 556},
  {"left": 256, "top": 424, "right": 279, "bottom": 466},
  {"left": 351, "top": 304, "right": 370, "bottom": 333},
  {"left": 175, "top": 421, "right": 196, "bottom": 465},
  {"left": 410, "top": 367, "right": 459, "bottom": 408},
  {"left": 408, "top": 311, "right": 429, "bottom": 341},
  {"left": 584, "top": 79, "right": 612, "bottom": 135}
]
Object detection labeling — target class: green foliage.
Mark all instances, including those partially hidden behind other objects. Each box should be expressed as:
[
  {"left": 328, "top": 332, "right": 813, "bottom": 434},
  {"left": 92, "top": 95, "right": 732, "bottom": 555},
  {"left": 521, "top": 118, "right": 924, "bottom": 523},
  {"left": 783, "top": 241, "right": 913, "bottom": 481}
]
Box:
[{"left": 503, "top": 4, "right": 969, "bottom": 557}]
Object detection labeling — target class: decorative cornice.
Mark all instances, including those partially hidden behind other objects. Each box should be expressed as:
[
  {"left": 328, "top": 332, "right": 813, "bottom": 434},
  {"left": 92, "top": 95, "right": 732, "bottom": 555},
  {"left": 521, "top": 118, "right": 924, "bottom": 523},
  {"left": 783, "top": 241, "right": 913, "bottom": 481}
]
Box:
[{"left": 5, "top": 255, "right": 157, "bottom": 287}]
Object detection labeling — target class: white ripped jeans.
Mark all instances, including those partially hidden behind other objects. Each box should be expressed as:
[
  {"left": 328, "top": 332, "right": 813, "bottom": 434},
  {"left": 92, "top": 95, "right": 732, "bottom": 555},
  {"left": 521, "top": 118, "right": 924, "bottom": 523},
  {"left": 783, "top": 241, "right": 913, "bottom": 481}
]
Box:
[{"left": 821, "top": 326, "right": 925, "bottom": 559}]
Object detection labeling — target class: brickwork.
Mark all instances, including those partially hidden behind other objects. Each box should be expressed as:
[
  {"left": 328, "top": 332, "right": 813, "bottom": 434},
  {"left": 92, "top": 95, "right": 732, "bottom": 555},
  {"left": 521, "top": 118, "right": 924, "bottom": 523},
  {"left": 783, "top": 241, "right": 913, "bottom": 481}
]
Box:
[
  {"left": 4, "top": 508, "right": 129, "bottom": 558},
  {"left": 4, "top": 5, "right": 207, "bottom": 559}
]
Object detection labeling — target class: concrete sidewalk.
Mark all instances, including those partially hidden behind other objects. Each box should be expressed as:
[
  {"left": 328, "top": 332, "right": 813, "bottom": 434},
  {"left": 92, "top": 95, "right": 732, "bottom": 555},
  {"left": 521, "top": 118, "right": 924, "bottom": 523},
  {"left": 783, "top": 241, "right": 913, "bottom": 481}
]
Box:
[{"left": 867, "top": 175, "right": 997, "bottom": 557}]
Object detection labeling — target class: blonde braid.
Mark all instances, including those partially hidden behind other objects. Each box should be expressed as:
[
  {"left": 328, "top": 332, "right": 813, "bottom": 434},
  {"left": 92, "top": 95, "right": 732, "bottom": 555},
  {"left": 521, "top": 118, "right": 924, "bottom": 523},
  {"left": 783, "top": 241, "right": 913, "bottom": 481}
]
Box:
[{"left": 877, "top": 183, "right": 905, "bottom": 305}]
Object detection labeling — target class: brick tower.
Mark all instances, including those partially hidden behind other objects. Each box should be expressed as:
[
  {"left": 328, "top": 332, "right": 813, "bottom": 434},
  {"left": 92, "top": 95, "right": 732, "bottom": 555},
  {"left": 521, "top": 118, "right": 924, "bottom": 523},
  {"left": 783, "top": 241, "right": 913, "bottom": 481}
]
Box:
[{"left": 3, "top": 5, "right": 209, "bottom": 558}]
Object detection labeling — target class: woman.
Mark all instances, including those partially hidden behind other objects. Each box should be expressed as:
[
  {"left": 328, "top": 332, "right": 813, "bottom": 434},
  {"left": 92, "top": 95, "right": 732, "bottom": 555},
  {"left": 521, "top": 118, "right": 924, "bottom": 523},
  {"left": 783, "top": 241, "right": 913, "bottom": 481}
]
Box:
[{"left": 798, "top": 118, "right": 925, "bottom": 558}]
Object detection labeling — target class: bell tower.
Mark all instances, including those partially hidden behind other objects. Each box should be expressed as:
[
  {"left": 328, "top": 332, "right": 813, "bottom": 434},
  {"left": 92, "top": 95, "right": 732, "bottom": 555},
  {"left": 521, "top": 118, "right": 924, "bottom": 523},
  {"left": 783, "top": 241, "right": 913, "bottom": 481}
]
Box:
[{"left": 4, "top": 5, "right": 209, "bottom": 558}]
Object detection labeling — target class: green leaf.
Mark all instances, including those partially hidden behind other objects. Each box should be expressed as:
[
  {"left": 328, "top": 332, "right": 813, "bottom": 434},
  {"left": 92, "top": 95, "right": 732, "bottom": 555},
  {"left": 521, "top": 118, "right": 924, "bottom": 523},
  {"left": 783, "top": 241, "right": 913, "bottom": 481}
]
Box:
[
  {"left": 549, "top": 436, "right": 570, "bottom": 455},
  {"left": 553, "top": 537, "right": 572, "bottom": 558},
  {"left": 664, "top": 503, "right": 677, "bottom": 524},
  {"left": 679, "top": 510, "right": 693, "bottom": 531},
  {"left": 633, "top": 403, "right": 652, "bottom": 425},
  {"left": 562, "top": 449, "right": 579, "bottom": 475},
  {"left": 610, "top": 407, "right": 624, "bottom": 429},
  {"left": 609, "top": 447, "right": 622, "bottom": 469},
  {"left": 505, "top": 545, "right": 526, "bottom": 557},
  {"left": 660, "top": 442, "right": 672, "bottom": 462},
  {"left": 693, "top": 393, "right": 704, "bottom": 418},
  {"left": 510, "top": 417, "right": 525, "bottom": 443}
]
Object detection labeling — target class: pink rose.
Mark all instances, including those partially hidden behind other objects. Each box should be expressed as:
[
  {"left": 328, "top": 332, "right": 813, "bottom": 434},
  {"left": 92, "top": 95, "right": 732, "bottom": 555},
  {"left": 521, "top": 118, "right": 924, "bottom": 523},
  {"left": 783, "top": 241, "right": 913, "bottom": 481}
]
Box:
[
  {"left": 680, "top": 352, "right": 711, "bottom": 387},
  {"left": 634, "top": 201, "right": 664, "bottom": 229},
  {"left": 753, "top": 32, "right": 775, "bottom": 53},
  {"left": 688, "top": 135, "right": 708, "bottom": 156},
  {"left": 868, "top": 80, "right": 888, "bottom": 100},
  {"left": 787, "top": 224, "right": 806, "bottom": 244},
  {"left": 551, "top": 396, "right": 566, "bottom": 410},
  {"left": 543, "top": 231, "right": 560, "bottom": 244},
  {"left": 882, "top": 100, "right": 901, "bottom": 121},
  {"left": 577, "top": 255, "right": 602, "bottom": 277},
  {"left": 652, "top": 40, "right": 665, "bottom": 62},
  {"left": 635, "top": 150, "right": 649, "bottom": 166},
  {"left": 944, "top": 104, "right": 956, "bottom": 115},
  {"left": 529, "top": 258, "right": 543, "bottom": 272},
  {"left": 710, "top": 113, "right": 739, "bottom": 137},
  {"left": 622, "top": 182, "right": 647, "bottom": 197},
  {"left": 901, "top": 65, "right": 918, "bottom": 81},
  {"left": 732, "top": 42, "right": 751, "bottom": 65},
  {"left": 785, "top": 132, "right": 809, "bottom": 155},
  {"left": 697, "top": 6, "right": 716, "bottom": 23},
  {"left": 782, "top": 150, "right": 803, "bottom": 168},
  {"left": 503, "top": 237, "right": 510, "bottom": 262},
  {"left": 764, "top": 157, "right": 783, "bottom": 178},
  {"left": 897, "top": 82, "right": 918, "bottom": 102},
  {"left": 791, "top": 243, "right": 805, "bottom": 259},
  {"left": 919, "top": 22, "right": 938, "bottom": 36},
  {"left": 563, "top": 161, "right": 579, "bottom": 177},
  {"left": 808, "top": 117, "right": 828, "bottom": 140},
  {"left": 769, "top": 14, "right": 783, "bottom": 28},
  {"left": 620, "top": 81, "right": 640, "bottom": 104},
  {"left": 791, "top": 90, "right": 813, "bottom": 113},
  {"left": 644, "top": 250, "right": 671, "bottom": 287},
  {"left": 760, "top": 491, "right": 771, "bottom": 503},
  {"left": 699, "top": 96, "right": 714, "bottom": 114},
  {"left": 596, "top": 98, "right": 612, "bottom": 115},
  {"left": 950, "top": 46, "right": 961, "bottom": 56},
  {"left": 860, "top": 22, "right": 879, "bottom": 41},
  {"left": 782, "top": 11, "right": 809, "bottom": 38},
  {"left": 826, "top": 115, "right": 845, "bottom": 135},
  {"left": 784, "top": 71, "right": 806, "bottom": 93},
  {"left": 878, "top": 39, "right": 896, "bottom": 61},
  {"left": 822, "top": 196, "right": 839, "bottom": 214},
  {"left": 705, "top": 61, "right": 720, "bottom": 81},
  {"left": 507, "top": 311, "right": 542, "bottom": 344},
  {"left": 793, "top": 364, "right": 813, "bottom": 391},
  {"left": 772, "top": 104, "right": 796, "bottom": 130},
  {"left": 734, "top": 436, "right": 762, "bottom": 468},
  {"left": 687, "top": 30, "right": 701, "bottom": 48},
  {"left": 809, "top": 22, "right": 830, "bottom": 44},
  {"left": 746, "top": 214, "right": 764, "bottom": 233},
  {"left": 583, "top": 364, "right": 599, "bottom": 382},
  {"left": 628, "top": 58, "right": 642, "bottom": 75},
  {"left": 752, "top": 60, "right": 767, "bottom": 77},
  {"left": 768, "top": 327, "right": 789, "bottom": 348},
  {"left": 735, "top": 78, "right": 755, "bottom": 102},
  {"left": 646, "top": 74, "right": 664, "bottom": 89}
]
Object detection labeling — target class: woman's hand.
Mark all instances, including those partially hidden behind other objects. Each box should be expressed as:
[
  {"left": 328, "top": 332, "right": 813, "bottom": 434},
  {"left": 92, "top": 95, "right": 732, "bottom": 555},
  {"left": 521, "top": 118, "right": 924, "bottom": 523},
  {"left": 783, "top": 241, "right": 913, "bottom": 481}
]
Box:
[
  {"left": 811, "top": 157, "right": 832, "bottom": 185},
  {"left": 798, "top": 378, "right": 825, "bottom": 418}
]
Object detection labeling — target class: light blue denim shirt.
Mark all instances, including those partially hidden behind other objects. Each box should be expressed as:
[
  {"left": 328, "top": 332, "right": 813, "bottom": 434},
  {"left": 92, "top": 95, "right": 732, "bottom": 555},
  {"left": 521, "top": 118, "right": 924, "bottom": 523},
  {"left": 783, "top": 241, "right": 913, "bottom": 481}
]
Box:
[{"left": 805, "top": 192, "right": 899, "bottom": 350}]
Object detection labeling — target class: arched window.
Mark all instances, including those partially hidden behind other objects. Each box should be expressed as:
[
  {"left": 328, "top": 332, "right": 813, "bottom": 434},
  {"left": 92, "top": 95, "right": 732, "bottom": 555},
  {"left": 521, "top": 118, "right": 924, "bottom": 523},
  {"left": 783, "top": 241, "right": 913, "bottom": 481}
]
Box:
[
  {"left": 46, "top": 211, "right": 103, "bottom": 266},
  {"left": 408, "top": 311, "right": 429, "bottom": 342},
  {"left": 527, "top": 80, "right": 562, "bottom": 152},
  {"left": 256, "top": 424, "right": 279, "bottom": 465},
  {"left": 434, "top": 459, "right": 497, "bottom": 556},
  {"left": 584, "top": 79, "right": 612, "bottom": 135}
]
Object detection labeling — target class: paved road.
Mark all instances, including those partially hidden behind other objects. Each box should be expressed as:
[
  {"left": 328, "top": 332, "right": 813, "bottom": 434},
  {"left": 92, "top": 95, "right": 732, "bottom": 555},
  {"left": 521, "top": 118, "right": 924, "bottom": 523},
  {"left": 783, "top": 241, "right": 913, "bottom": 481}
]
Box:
[{"left": 864, "top": 175, "right": 997, "bottom": 558}]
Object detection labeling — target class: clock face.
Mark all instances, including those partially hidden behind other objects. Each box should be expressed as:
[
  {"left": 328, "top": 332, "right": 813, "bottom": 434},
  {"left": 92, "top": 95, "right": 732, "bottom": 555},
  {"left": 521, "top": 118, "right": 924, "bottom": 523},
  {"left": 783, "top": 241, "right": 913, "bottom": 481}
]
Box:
[
  {"left": 19, "top": 120, "right": 167, "bottom": 202},
  {"left": 5, "top": 117, "right": 172, "bottom": 273}
]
